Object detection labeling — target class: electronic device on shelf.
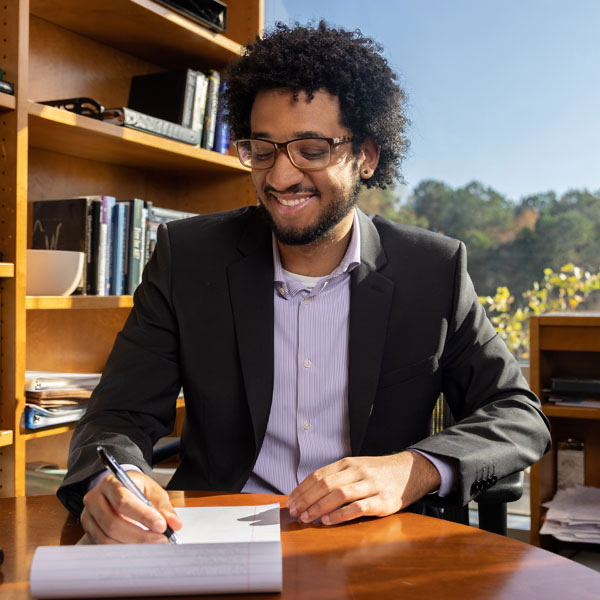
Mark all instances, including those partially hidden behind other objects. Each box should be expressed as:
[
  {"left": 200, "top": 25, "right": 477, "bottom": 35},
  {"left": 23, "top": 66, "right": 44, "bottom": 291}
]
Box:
[{"left": 154, "top": 0, "right": 227, "bottom": 33}]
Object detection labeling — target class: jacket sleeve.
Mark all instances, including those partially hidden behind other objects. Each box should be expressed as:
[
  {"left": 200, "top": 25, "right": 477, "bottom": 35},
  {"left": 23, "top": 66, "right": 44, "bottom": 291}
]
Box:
[
  {"left": 410, "top": 241, "right": 551, "bottom": 504},
  {"left": 57, "top": 223, "right": 181, "bottom": 516}
]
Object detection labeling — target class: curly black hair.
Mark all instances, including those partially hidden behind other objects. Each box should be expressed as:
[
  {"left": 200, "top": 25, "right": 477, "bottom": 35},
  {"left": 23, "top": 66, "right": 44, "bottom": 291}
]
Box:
[{"left": 224, "top": 21, "right": 408, "bottom": 189}]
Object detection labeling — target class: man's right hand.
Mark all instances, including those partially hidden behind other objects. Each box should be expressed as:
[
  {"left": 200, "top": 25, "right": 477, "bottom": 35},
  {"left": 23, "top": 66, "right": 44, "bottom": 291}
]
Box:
[{"left": 81, "top": 471, "right": 182, "bottom": 544}]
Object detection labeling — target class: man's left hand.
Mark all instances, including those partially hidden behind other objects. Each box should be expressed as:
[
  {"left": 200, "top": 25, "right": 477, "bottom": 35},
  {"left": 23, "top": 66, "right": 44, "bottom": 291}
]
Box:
[{"left": 287, "top": 451, "right": 441, "bottom": 525}]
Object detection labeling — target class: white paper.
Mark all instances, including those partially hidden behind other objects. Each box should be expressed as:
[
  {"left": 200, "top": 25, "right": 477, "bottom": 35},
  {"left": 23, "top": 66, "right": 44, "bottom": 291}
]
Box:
[
  {"left": 30, "top": 504, "right": 282, "bottom": 598},
  {"left": 540, "top": 486, "right": 600, "bottom": 543}
]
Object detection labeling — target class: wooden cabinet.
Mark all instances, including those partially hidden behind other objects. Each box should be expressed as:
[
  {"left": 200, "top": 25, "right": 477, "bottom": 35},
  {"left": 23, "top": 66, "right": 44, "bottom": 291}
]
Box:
[
  {"left": 529, "top": 313, "right": 600, "bottom": 546},
  {"left": 0, "top": 0, "right": 263, "bottom": 497}
]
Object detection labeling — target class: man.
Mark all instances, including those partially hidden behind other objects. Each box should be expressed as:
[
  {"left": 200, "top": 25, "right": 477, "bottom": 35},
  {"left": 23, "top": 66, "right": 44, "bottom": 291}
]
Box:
[{"left": 58, "top": 22, "right": 551, "bottom": 544}]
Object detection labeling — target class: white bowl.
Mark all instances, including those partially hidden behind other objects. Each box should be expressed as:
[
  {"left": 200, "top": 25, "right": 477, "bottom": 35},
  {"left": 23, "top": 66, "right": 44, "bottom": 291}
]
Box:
[{"left": 26, "top": 249, "right": 85, "bottom": 296}]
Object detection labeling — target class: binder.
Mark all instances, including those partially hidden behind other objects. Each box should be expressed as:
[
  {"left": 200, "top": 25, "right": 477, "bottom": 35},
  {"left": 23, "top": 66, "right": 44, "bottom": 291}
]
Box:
[{"left": 24, "top": 404, "right": 87, "bottom": 430}]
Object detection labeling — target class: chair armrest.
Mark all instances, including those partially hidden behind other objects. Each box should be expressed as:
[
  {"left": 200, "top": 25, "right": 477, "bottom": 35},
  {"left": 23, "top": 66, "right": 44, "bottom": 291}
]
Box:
[{"left": 475, "top": 471, "right": 524, "bottom": 504}]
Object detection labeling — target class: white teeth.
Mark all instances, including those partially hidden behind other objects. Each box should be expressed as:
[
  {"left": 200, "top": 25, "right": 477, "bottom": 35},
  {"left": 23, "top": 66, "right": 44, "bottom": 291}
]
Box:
[{"left": 275, "top": 196, "right": 311, "bottom": 207}]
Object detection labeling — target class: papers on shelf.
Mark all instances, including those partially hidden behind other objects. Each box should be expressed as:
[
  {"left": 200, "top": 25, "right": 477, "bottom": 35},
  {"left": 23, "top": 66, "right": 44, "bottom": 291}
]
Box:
[
  {"left": 540, "top": 485, "right": 600, "bottom": 543},
  {"left": 23, "top": 371, "right": 101, "bottom": 429},
  {"left": 30, "top": 504, "right": 282, "bottom": 598},
  {"left": 546, "top": 395, "right": 600, "bottom": 409}
]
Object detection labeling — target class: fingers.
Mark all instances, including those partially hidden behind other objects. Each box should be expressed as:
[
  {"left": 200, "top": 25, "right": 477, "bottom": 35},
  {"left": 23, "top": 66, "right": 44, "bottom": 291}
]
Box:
[
  {"left": 288, "top": 455, "right": 411, "bottom": 526},
  {"left": 81, "top": 472, "right": 179, "bottom": 544}
]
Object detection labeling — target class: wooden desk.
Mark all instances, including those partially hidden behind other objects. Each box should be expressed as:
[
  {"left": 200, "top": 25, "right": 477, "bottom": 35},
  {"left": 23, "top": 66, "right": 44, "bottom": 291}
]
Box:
[{"left": 1, "top": 492, "right": 599, "bottom": 599}]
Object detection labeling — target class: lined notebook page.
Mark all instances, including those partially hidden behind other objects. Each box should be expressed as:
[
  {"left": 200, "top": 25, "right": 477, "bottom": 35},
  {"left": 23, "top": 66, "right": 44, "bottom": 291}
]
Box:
[{"left": 30, "top": 504, "right": 282, "bottom": 599}]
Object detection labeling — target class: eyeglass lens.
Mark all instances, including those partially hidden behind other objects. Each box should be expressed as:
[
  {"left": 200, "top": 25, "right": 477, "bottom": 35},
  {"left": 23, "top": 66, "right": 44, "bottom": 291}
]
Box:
[{"left": 237, "top": 139, "right": 331, "bottom": 169}]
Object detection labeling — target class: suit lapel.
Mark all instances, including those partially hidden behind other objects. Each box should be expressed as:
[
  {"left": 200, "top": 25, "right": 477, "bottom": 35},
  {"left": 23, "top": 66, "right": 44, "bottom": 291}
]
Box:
[
  {"left": 348, "top": 212, "right": 395, "bottom": 454},
  {"left": 227, "top": 212, "right": 275, "bottom": 455}
]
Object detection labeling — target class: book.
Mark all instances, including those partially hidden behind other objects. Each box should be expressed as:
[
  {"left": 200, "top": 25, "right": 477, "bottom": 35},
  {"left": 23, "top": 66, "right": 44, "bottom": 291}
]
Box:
[
  {"left": 190, "top": 71, "right": 209, "bottom": 136},
  {"left": 146, "top": 205, "right": 197, "bottom": 261},
  {"left": 128, "top": 69, "right": 198, "bottom": 128},
  {"left": 102, "top": 107, "right": 200, "bottom": 145},
  {"left": 124, "top": 198, "right": 145, "bottom": 294},
  {"left": 87, "top": 200, "right": 102, "bottom": 295},
  {"left": 212, "top": 79, "right": 229, "bottom": 154},
  {"left": 201, "top": 69, "right": 221, "bottom": 150},
  {"left": 31, "top": 197, "right": 102, "bottom": 295},
  {"left": 30, "top": 504, "right": 282, "bottom": 598},
  {"left": 110, "top": 202, "right": 128, "bottom": 295},
  {"left": 101, "top": 196, "right": 116, "bottom": 295},
  {"left": 551, "top": 377, "right": 600, "bottom": 396},
  {"left": 546, "top": 396, "right": 600, "bottom": 409}
]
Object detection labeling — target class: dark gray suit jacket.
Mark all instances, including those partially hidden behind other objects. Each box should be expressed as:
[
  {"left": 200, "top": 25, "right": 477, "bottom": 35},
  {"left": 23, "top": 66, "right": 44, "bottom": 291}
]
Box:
[{"left": 57, "top": 207, "right": 550, "bottom": 516}]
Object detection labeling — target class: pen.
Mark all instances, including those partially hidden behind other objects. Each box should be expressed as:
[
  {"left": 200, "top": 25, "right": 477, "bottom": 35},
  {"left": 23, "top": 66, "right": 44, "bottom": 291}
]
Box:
[{"left": 96, "top": 445, "right": 180, "bottom": 544}]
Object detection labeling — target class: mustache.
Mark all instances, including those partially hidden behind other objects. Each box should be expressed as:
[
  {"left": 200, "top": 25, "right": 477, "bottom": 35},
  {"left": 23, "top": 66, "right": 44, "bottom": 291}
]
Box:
[{"left": 263, "top": 183, "right": 319, "bottom": 196}]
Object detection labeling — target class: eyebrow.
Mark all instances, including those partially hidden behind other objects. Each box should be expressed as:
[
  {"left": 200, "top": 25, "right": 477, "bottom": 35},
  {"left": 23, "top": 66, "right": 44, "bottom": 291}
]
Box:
[{"left": 249, "top": 130, "right": 326, "bottom": 140}]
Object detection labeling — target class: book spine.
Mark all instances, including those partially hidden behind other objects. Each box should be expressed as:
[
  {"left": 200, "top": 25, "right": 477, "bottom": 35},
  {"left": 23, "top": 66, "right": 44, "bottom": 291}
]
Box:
[
  {"left": 180, "top": 69, "right": 196, "bottom": 128},
  {"left": 103, "top": 196, "right": 116, "bottom": 294},
  {"left": 120, "top": 108, "right": 200, "bottom": 145},
  {"left": 212, "top": 80, "right": 229, "bottom": 154},
  {"left": 110, "top": 203, "right": 126, "bottom": 296},
  {"left": 120, "top": 202, "right": 131, "bottom": 294},
  {"left": 140, "top": 206, "right": 148, "bottom": 271},
  {"left": 126, "top": 199, "right": 144, "bottom": 295},
  {"left": 95, "top": 197, "right": 111, "bottom": 296},
  {"left": 150, "top": 205, "right": 197, "bottom": 220},
  {"left": 86, "top": 199, "right": 101, "bottom": 295},
  {"left": 201, "top": 70, "right": 221, "bottom": 150},
  {"left": 191, "top": 72, "right": 209, "bottom": 137}
]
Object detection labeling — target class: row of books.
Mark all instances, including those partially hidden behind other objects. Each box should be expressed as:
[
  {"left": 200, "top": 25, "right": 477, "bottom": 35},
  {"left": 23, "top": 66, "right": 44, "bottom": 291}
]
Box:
[
  {"left": 127, "top": 68, "right": 229, "bottom": 152},
  {"left": 31, "top": 196, "right": 197, "bottom": 296}
]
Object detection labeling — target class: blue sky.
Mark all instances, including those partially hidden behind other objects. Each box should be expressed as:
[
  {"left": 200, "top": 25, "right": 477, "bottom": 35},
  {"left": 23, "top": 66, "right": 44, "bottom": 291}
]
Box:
[{"left": 264, "top": 0, "right": 600, "bottom": 202}]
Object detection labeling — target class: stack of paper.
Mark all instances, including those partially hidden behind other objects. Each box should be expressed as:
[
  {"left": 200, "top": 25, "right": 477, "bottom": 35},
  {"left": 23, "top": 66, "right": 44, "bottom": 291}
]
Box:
[
  {"left": 540, "top": 485, "right": 600, "bottom": 543},
  {"left": 24, "top": 371, "right": 101, "bottom": 429},
  {"left": 30, "top": 504, "right": 282, "bottom": 598}
]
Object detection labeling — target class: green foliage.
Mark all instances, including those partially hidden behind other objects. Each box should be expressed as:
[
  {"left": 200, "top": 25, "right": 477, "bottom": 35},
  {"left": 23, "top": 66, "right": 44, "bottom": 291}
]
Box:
[{"left": 479, "top": 265, "right": 600, "bottom": 360}]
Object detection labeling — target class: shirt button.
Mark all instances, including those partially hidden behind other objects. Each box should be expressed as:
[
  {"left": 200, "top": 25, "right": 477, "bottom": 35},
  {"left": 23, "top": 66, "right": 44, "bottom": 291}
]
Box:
[
  {"left": 303, "top": 421, "right": 310, "bottom": 430},
  {"left": 279, "top": 286, "right": 285, "bottom": 296},
  {"left": 303, "top": 359, "right": 312, "bottom": 368},
  {"left": 303, "top": 297, "right": 311, "bottom": 305}
]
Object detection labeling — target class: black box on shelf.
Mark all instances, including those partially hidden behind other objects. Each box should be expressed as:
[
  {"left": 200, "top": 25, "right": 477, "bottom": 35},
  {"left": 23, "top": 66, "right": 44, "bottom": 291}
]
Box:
[{"left": 154, "top": 0, "right": 227, "bottom": 33}]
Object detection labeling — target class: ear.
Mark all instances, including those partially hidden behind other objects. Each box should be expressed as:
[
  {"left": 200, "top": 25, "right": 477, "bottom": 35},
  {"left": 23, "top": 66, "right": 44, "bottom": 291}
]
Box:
[{"left": 359, "top": 138, "right": 381, "bottom": 180}]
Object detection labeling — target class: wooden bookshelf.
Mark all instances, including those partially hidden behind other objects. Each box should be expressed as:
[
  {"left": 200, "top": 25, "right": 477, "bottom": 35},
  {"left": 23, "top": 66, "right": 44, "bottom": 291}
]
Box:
[
  {"left": 0, "top": 430, "right": 14, "bottom": 447},
  {"left": 0, "top": 263, "right": 15, "bottom": 278},
  {"left": 0, "top": 92, "right": 16, "bottom": 111},
  {"left": 529, "top": 313, "right": 600, "bottom": 546},
  {"left": 26, "top": 295, "right": 134, "bottom": 310},
  {"left": 0, "top": 0, "right": 263, "bottom": 497}
]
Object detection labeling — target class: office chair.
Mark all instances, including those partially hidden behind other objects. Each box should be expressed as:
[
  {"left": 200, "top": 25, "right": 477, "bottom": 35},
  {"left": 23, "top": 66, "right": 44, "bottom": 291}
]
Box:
[{"left": 426, "top": 395, "right": 524, "bottom": 536}]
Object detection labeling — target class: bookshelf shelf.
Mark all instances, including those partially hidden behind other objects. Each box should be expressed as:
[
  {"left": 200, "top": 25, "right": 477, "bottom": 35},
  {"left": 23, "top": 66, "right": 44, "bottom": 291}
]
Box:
[
  {"left": 29, "top": 102, "right": 248, "bottom": 175},
  {"left": 0, "top": 430, "right": 14, "bottom": 447},
  {"left": 26, "top": 295, "right": 134, "bottom": 310},
  {"left": 0, "top": 92, "right": 16, "bottom": 111},
  {"left": 22, "top": 423, "right": 78, "bottom": 441},
  {"left": 30, "top": 0, "right": 245, "bottom": 69},
  {"left": 542, "top": 404, "right": 600, "bottom": 420},
  {"left": 0, "top": 262, "right": 15, "bottom": 278}
]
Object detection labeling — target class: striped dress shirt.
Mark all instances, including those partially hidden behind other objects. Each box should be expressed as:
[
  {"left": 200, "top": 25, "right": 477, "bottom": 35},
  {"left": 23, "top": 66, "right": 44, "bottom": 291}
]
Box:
[{"left": 242, "top": 211, "right": 361, "bottom": 495}]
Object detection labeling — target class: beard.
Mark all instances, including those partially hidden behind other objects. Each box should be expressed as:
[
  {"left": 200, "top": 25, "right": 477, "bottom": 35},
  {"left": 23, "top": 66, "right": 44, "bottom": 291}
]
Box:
[{"left": 257, "top": 175, "right": 363, "bottom": 246}]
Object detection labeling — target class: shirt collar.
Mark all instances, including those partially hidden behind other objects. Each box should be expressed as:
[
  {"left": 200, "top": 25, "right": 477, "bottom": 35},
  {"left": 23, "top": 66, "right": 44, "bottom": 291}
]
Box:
[{"left": 272, "top": 208, "right": 361, "bottom": 288}]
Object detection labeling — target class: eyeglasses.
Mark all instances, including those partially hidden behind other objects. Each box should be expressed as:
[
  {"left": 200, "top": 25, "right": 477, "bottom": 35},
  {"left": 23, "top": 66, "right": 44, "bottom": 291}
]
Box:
[{"left": 234, "top": 136, "right": 353, "bottom": 170}]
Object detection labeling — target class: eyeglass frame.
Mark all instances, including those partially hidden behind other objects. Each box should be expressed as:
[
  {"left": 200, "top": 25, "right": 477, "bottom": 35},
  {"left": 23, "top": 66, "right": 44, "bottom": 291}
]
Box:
[{"left": 233, "top": 135, "right": 354, "bottom": 170}]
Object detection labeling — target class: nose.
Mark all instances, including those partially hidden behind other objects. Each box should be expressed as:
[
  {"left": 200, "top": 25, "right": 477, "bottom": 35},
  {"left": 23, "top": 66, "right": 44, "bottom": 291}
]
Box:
[{"left": 265, "top": 148, "right": 305, "bottom": 191}]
